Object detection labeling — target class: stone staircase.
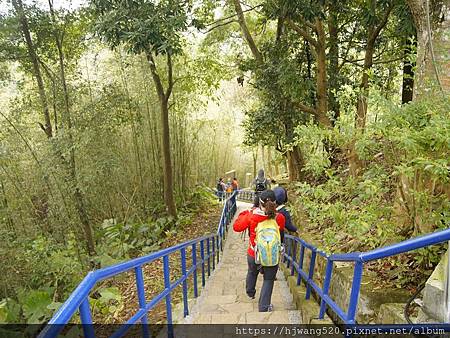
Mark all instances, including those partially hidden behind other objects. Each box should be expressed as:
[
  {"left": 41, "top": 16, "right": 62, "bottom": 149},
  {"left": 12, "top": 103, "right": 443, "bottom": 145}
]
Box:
[{"left": 180, "top": 202, "right": 302, "bottom": 325}]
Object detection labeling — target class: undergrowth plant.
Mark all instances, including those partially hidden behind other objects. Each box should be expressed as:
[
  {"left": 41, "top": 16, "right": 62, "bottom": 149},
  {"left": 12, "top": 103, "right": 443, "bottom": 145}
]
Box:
[{"left": 291, "top": 95, "right": 449, "bottom": 289}]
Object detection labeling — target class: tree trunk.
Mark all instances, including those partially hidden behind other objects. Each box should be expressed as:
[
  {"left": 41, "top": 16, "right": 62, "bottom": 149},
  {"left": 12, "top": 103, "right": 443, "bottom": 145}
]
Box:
[
  {"left": 407, "top": 0, "right": 429, "bottom": 97},
  {"left": 49, "top": 0, "right": 96, "bottom": 256},
  {"left": 351, "top": 1, "right": 393, "bottom": 176},
  {"left": 407, "top": 0, "right": 448, "bottom": 97},
  {"left": 401, "top": 36, "right": 416, "bottom": 104},
  {"left": 286, "top": 151, "right": 297, "bottom": 182},
  {"left": 252, "top": 148, "right": 257, "bottom": 178},
  {"left": 315, "top": 19, "right": 332, "bottom": 128},
  {"left": 274, "top": 160, "right": 280, "bottom": 176},
  {"left": 12, "top": 0, "right": 52, "bottom": 138},
  {"left": 160, "top": 91, "right": 177, "bottom": 217},
  {"left": 327, "top": 3, "right": 340, "bottom": 123},
  {"left": 267, "top": 147, "right": 273, "bottom": 177},
  {"left": 287, "top": 146, "right": 304, "bottom": 182},
  {"left": 355, "top": 41, "right": 375, "bottom": 130},
  {"left": 146, "top": 52, "right": 177, "bottom": 218},
  {"left": 231, "top": 0, "right": 263, "bottom": 64},
  {"left": 260, "top": 144, "right": 266, "bottom": 172}
]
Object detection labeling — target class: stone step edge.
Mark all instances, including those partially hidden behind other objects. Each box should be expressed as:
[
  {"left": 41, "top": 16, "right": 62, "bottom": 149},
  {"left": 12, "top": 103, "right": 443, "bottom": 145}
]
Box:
[{"left": 279, "top": 263, "right": 334, "bottom": 325}]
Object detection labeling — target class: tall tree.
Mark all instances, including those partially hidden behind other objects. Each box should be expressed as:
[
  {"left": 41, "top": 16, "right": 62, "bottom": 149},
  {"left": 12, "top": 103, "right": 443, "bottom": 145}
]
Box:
[
  {"left": 355, "top": 0, "right": 394, "bottom": 130},
  {"left": 91, "top": 0, "right": 203, "bottom": 218},
  {"left": 406, "top": 0, "right": 446, "bottom": 96},
  {"left": 10, "top": 0, "right": 96, "bottom": 255},
  {"left": 46, "top": 0, "right": 96, "bottom": 256},
  {"left": 11, "top": 0, "right": 52, "bottom": 138}
]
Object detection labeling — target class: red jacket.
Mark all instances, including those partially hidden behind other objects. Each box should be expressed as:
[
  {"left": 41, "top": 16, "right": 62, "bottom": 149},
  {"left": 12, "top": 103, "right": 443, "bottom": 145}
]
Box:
[{"left": 233, "top": 207, "right": 285, "bottom": 257}]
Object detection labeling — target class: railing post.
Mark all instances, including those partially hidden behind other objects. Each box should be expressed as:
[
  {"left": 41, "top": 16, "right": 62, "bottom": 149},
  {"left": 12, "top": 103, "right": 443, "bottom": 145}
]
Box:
[
  {"left": 291, "top": 240, "right": 297, "bottom": 276},
  {"left": 192, "top": 243, "right": 198, "bottom": 298},
  {"left": 216, "top": 236, "right": 220, "bottom": 264},
  {"left": 134, "top": 265, "right": 150, "bottom": 338},
  {"left": 79, "top": 298, "right": 95, "bottom": 338},
  {"left": 346, "top": 260, "right": 364, "bottom": 324},
  {"left": 212, "top": 236, "right": 216, "bottom": 270},
  {"left": 286, "top": 238, "right": 292, "bottom": 268},
  {"left": 220, "top": 221, "right": 224, "bottom": 251},
  {"left": 297, "top": 244, "right": 305, "bottom": 285},
  {"left": 163, "top": 255, "right": 173, "bottom": 332},
  {"left": 180, "top": 248, "right": 189, "bottom": 317},
  {"left": 200, "top": 240, "right": 205, "bottom": 287},
  {"left": 319, "top": 260, "right": 334, "bottom": 319},
  {"left": 305, "top": 250, "right": 317, "bottom": 300},
  {"left": 206, "top": 237, "right": 211, "bottom": 277}
]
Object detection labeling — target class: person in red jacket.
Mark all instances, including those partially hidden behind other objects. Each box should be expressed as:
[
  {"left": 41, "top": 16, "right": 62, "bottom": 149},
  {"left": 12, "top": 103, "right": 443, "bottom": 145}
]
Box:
[{"left": 233, "top": 190, "right": 285, "bottom": 312}]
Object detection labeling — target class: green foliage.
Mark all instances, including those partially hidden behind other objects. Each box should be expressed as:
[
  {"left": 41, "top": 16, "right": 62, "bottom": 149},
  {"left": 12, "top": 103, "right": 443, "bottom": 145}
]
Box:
[
  {"left": 91, "top": 0, "right": 201, "bottom": 56},
  {"left": 292, "top": 96, "right": 449, "bottom": 288},
  {"left": 18, "top": 289, "right": 53, "bottom": 324},
  {"left": 98, "top": 216, "right": 176, "bottom": 262},
  {"left": 0, "top": 298, "right": 20, "bottom": 323},
  {"left": 90, "top": 287, "right": 123, "bottom": 321}
]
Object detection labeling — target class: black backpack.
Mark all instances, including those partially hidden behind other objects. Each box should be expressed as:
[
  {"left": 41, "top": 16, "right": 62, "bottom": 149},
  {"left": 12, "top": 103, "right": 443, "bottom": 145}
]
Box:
[
  {"left": 217, "top": 182, "right": 223, "bottom": 191},
  {"left": 255, "top": 178, "right": 267, "bottom": 192}
]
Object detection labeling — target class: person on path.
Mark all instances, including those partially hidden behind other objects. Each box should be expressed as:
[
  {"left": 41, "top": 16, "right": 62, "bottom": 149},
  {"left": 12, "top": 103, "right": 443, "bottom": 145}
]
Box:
[
  {"left": 216, "top": 178, "right": 226, "bottom": 201},
  {"left": 231, "top": 177, "right": 239, "bottom": 191},
  {"left": 273, "top": 187, "right": 297, "bottom": 233},
  {"left": 233, "top": 190, "right": 285, "bottom": 312},
  {"left": 253, "top": 169, "right": 271, "bottom": 197}
]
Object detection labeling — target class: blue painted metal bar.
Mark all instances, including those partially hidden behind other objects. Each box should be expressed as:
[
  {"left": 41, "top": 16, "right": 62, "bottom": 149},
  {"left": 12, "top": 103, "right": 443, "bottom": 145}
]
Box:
[
  {"left": 216, "top": 236, "right": 220, "bottom": 264},
  {"left": 347, "top": 260, "right": 364, "bottom": 323},
  {"left": 180, "top": 248, "right": 189, "bottom": 317},
  {"left": 291, "top": 240, "right": 297, "bottom": 276},
  {"left": 321, "top": 293, "right": 348, "bottom": 322},
  {"left": 286, "top": 237, "right": 292, "bottom": 268},
  {"left": 297, "top": 244, "right": 305, "bottom": 285},
  {"left": 206, "top": 237, "right": 211, "bottom": 277},
  {"left": 200, "top": 240, "right": 205, "bottom": 287},
  {"left": 305, "top": 250, "right": 317, "bottom": 300},
  {"left": 360, "top": 229, "right": 450, "bottom": 262},
  {"left": 163, "top": 255, "right": 173, "bottom": 326},
  {"left": 79, "top": 298, "right": 95, "bottom": 338},
  {"left": 319, "top": 260, "right": 334, "bottom": 319},
  {"left": 192, "top": 243, "right": 198, "bottom": 298},
  {"left": 212, "top": 235, "right": 216, "bottom": 270},
  {"left": 134, "top": 265, "right": 149, "bottom": 338},
  {"left": 329, "top": 252, "right": 363, "bottom": 262}
]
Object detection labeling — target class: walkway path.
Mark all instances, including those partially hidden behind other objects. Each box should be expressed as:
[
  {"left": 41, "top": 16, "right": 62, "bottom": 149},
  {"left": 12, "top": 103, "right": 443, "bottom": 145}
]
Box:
[{"left": 181, "top": 202, "right": 301, "bottom": 324}]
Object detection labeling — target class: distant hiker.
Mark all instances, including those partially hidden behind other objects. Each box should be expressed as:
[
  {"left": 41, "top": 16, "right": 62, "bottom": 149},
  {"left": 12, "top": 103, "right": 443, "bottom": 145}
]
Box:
[
  {"left": 253, "top": 169, "right": 271, "bottom": 196},
  {"left": 233, "top": 190, "right": 285, "bottom": 312},
  {"left": 231, "top": 177, "right": 239, "bottom": 191},
  {"left": 273, "top": 187, "right": 297, "bottom": 233},
  {"left": 226, "top": 177, "right": 233, "bottom": 194},
  {"left": 216, "top": 178, "right": 226, "bottom": 201}
]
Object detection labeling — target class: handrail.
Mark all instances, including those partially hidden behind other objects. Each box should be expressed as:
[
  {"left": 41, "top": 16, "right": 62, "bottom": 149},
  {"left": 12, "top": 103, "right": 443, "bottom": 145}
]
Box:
[
  {"left": 39, "top": 191, "right": 238, "bottom": 338},
  {"left": 284, "top": 228, "right": 450, "bottom": 325}
]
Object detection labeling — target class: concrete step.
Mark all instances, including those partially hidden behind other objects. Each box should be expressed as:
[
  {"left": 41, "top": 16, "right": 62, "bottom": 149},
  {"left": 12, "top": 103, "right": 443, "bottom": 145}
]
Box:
[{"left": 190, "top": 310, "right": 301, "bottom": 324}]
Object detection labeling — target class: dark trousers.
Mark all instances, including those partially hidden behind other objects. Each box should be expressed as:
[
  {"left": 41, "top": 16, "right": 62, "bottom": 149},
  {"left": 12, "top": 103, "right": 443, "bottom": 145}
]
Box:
[
  {"left": 246, "top": 254, "right": 278, "bottom": 312},
  {"left": 217, "top": 191, "right": 224, "bottom": 201}
]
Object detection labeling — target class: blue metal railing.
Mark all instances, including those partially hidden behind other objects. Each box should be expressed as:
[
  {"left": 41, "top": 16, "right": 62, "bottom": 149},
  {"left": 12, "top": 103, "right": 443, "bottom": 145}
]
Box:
[
  {"left": 39, "top": 192, "right": 238, "bottom": 338},
  {"left": 283, "top": 228, "right": 450, "bottom": 325},
  {"left": 236, "top": 190, "right": 256, "bottom": 202}
]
